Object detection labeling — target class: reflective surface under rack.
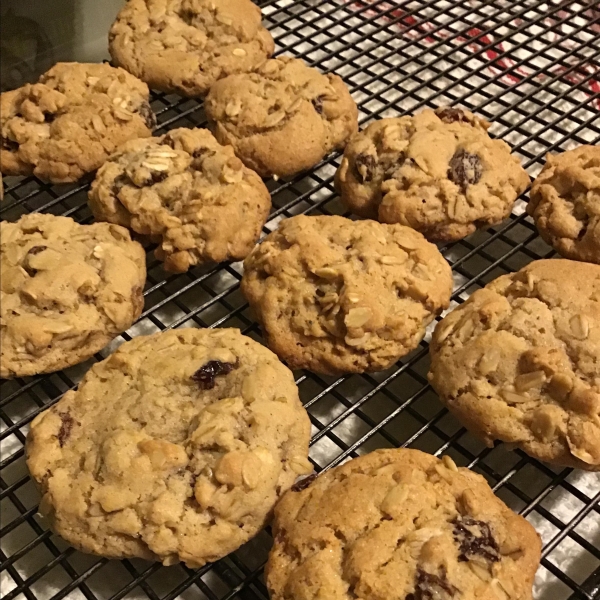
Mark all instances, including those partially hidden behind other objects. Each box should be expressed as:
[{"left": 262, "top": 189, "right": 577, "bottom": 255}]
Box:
[{"left": 1, "top": 0, "right": 600, "bottom": 599}]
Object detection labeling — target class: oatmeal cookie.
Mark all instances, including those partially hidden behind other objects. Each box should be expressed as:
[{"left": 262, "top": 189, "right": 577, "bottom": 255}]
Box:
[
  {"left": 429, "top": 259, "right": 600, "bottom": 470},
  {"left": 89, "top": 127, "right": 271, "bottom": 272},
  {"left": 109, "top": 0, "right": 274, "bottom": 97},
  {"left": 267, "top": 448, "right": 541, "bottom": 600},
  {"left": 528, "top": 145, "right": 600, "bottom": 264},
  {"left": 241, "top": 215, "right": 452, "bottom": 374},
  {"left": 1, "top": 213, "right": 146, "bottom": 378},
  {"left": 205, "top": 56, "right": 358, "bottom": 177},
  {"left": 0, "top": 62, "right": 154, "bottom": 183},
  {"left": 26, "top": 328, "right": 312, "bottom": 566},
  {"left": 336, "top": 107, "right": 530, "bottom": 241}
]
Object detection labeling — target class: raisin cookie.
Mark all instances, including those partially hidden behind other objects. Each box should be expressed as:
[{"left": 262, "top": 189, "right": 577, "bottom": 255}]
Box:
[
  {"left": 89, "top": 128, "right": 271, "bottom": 273},
  {"left": 1, "top": 214, "right": 146, "bottom": 378},
  {"left": 267, "top": 448, "right": 541, "bottom": 600},
  {"left": 527, "top": 145, "right": 600, "bottom": 264},
  {"left": 109, "top": 0, "right": 274, "bottom": 97},
  {"left": 241, "top": 215, "right": 452, "bottom": 374},
  {"left": 205, "top": 56, "right": 358, "bottom": 177},
  {"left": 26, "top": 328, "right": 312, "bottom": 566},
  {"left": 336, "top": 107, "right": 530, "bottom": 241},
  {"left": 0, "top": 62, "right": 154, "bottom": 183},
  {"left": 429, "top": 259, "right": 600, "bottom": 470}
]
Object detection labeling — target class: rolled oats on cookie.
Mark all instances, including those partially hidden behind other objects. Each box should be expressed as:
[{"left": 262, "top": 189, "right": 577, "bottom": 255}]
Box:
[
  {"left": 429, "top": 259, "right": 600, "bottom": 470},
  {"left": 336, "top": 107, "right": 530, "bottom": 241},
  {"left": 241, "top": 215, "right": 452, "bottom": 374},
  {"left": 0, "top": 62, "right": 154, "bottom": 183},
  {"left": 1, "top": 213, "right": 146, "bottom": 378},
  {"left": 26, "top": 328, "right": 311, "bottom": 566}
]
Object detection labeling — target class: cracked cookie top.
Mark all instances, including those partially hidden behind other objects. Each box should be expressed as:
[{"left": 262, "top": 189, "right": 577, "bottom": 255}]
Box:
[
  {"left": 241, "top": 215, "right": 452, "bottom": 374},
  {"left": 267, "top": 449, "right": 541, "bottom": 600},
  {"left": 528, "top": 145, "right": 600, "bottom": 265},
  {"left": 89, "top": 127, "right": 271, "bottom": 273},
  {"left": 429, "top": 259, "right": 600, "bottom": 470},
  {"left": 335, "top": 107, "right": 530, "bottom": 241},
  {"left": 0, "top": 62, "right": 154, "bottom": 182},
  {"left": 109, "top": 0, "right": 274, "bottom": 97},
  {"left": 205, "top": 56, "right": 358, "bottom": 177},
  {"left": 26, "top": 328, "right": 311, "bottom": 566},
  {"left": 1, "top": 214, "right": 146, "bottom": 378}
]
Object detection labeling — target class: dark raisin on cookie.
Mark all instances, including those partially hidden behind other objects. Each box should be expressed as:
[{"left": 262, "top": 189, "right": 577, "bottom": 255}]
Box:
[
  {"left": 1, "top": 137, "right": 19, "bottom": 151},
  {"left": 112, "top": 174, "right": 130, "bottom": 196},
  {"left": 312, "top": 95, "right": 326, "bottom": 115},
  {"left": 192, "top": 360, "right": 238, "bottom": 390},
  {"left": 406, "top": 568, "right": 458, "bottom": 600},
  {"left": 435, "top": 107, "right": 470, "bottom": 124},
  {"left": 137, "top": 101, "right": 156, "bottom": 130},
  {"left": 291, "top": 472, "right": 317, "bottom": 492},
  {"left": 162, "top": 135, "right": 177, "bottom": 149},
  {"left": 179, "top": 8, "right": 196, "bottom": 25},
  {"left": 452, "top": 516, "right": 500, "bottom": 563},
  {"left": 354, "top": 153, "right": 377, "bottom": 183},
  {"left": 22, "top": 245, "right": 48, "bottom": 276},
  {"left": 57, "top": 412, "right": 77, "bottom": 447},
  {"left": 447, "top": 149, "right": 483, "bottom": 192},
  {"left": 27, "top": 245, "right": 47, "bottom": 256}
]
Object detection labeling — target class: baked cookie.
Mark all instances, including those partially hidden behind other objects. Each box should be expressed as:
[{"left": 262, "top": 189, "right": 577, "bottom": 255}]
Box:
[
  {"left": 89, "top": 127, "right": 271, "bottom": 273},
  {"left": 429, "top": 259, "right": 600, "bottom": 471},
  {"left": 336, "top": 107, "right": 530, "bottom": 241},
  {"left": 241, "top": 215, "right": 452, "bottom": 374},
  {"left": 109, "top": 0, "right": 274, "bottom": 97},
  {"left": 1, "top": 214, "right": 146, "bottom": 378},
  {"left": 0, "top": 62, "right": 155, "bottom": 183},
  {"left": 205, "top": 56, "right": 358, "bottom": 177},
  {"left": 26, "top": 328, "right": 312, "bottom": 566},
  {"left": 267, "top": 448, "right": 541, "bottom": 600},
  {"left": 528, "top": 145, "right": 600, "bottom": 264}
]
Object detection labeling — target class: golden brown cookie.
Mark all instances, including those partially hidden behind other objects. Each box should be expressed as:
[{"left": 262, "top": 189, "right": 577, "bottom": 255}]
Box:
[
  {"left": 0, "top": 62, "right": 154, "bottom": 183},
  {"left": 205, "top": 56, "right": 358, "bottom": 177},
  {"left": 1, "top": 214, "right": 146, "bottom": 378},
  {"left": 336, "top": 107, "right": 530, "bottom": 241},
  {"left": 267, "top": 449, "right": 541, "bottom": 600},
  {"left": 26, "top": 328, "right": 312, "bottom": 566},
  {"left": 109, "top": 0, "right": 274, "bottom": 97},
  {"left": 89, "top": 127, "right": 271, "bottom": 273},
  {"left": 429, "top": 259, "right": 600, "bottom": 470},
  {"left": 528, "top": 145, "right": 600, "bottom": 264},
  {"left": 241, "top": 215, "right": 452, "bottom": 374}
]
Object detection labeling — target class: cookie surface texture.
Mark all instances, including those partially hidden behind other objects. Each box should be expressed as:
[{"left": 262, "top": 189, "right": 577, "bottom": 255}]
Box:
[
  {"left": 1, "top": 214, "right": 146, "bottom": 378},
  {"left": 527, "top": 145, "right": 600, "bottom": 264},
  {"left": 89, "top": 127, "right": 271, "bottom": 272},
  {"left": 267, "top": 448, "right": 541, "bottom": 600},
  {"left": 0, "top": 62, "right": 154, "bottom": 182},
  {"left": 336, "top": 107, "right": 530, "bottom": 241},
  {"left": 26, "top": 328, "right": 312, "bottom": 566},
  {"left": 241, "top": 215, "right": 452, "bottom": 374},
  {"left": 429, "top": 259, "right": 600, "bottom": 470},
  {"left": 205, "top": 56, "right": 358, "bottom": 177},
  {"left": 109, "top": 0, "right": 274, "bottom": 97}
]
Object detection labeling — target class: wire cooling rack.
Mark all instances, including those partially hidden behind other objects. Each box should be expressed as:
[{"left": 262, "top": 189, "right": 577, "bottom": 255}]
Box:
[{"left": 1, "top": 0, "right": 599, "bottom": 599}]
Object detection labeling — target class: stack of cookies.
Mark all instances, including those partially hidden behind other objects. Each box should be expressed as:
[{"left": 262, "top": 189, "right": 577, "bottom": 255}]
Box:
[{"left": 1, "top": 0, "right": 598, "bottom": 597}]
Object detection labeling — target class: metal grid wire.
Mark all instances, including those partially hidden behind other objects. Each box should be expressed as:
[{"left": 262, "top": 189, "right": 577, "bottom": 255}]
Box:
[{"left": 1, "top": 0, "right": 600, "bottom": 599}]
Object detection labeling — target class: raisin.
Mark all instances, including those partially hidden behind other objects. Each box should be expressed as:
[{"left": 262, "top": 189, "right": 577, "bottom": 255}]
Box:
[
  {"left": 1, "top": 137, "right": 19, "bottom": 151},
  {"left": 312, "top": 95, "right": 326, "bottom": 115},
  {"left": 435, "top": 107, "right": 469, "bottom": 124},
  {"left": 291, "top": 473, "right": 317, "bottom": 492},
  {"left": 447, "top": 149, "right": 482, "bottom": 192},
  {"left": 192, "top": 360, "right": 237, "bottom": 390},
  {"left": 44, "top": 112, "right": 56, "bottom": 124},
  {"left": 112, "top": 174, "right": 129, "bottom": 195},
  {"left": 179, "top": 8, "right": 196, "bottom": 25},
  {"left": 137, "top": 101, "right": 156, "bottom": 130},
  {"left": 452, "top": 516, "right": 500, "bottom": 563},
  {"left": 354, "top": 153, "right": 377, "bottom": 183},
  {"left": 162, "top": 135, "right": 177, "bottom": 149},
  {"left": 22, "top": 245, "right": 47, "bottom": 276},
  {"left": 406, "top": 568, "right": 458, "bottom": 600},
  {"left": 57, "top": 412, "right": 78, "bottom": 447}
]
